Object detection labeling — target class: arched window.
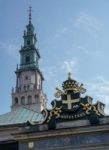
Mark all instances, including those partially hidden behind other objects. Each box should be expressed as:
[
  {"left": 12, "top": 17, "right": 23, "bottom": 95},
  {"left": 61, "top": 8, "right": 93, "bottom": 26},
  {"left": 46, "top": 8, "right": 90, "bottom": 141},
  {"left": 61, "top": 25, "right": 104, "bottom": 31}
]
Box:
[
  {"left": 35, "top": 95, "right": 39, "bottom": 103},
  {"left": 28, "top": 95, "right": 32, "bottom": 104},
  {"left": 21, "top": 96, "right": 25, "bottom": 105},
  {"left": 14, "top": 97, "right": 18, "bottom": 105}
]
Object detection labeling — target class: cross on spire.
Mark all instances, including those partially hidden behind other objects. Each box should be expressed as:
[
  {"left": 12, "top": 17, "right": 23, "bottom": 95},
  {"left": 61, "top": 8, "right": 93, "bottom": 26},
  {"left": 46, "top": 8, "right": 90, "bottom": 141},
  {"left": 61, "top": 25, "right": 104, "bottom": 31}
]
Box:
[{"left": 68, "top": 72, "right": 72, "bottom": 80}]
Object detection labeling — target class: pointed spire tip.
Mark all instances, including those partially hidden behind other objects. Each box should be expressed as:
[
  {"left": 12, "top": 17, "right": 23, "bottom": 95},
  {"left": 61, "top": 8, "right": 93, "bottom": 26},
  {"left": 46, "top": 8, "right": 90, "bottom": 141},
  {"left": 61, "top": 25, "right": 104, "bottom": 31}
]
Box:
[{"left": 28, "top": 6, "right": 32, "bottom": 23}]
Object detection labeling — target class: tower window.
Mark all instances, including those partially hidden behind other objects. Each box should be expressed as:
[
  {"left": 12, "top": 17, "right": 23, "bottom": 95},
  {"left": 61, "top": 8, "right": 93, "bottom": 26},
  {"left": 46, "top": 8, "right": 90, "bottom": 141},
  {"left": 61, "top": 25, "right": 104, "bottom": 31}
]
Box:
[
  {"left": 27, "top": 40, "right": 30, "bottom": 45},
  {"left": 21, "top": 96, "right": 25, "bottom": 105},
  {"left": 14, "top": 97, "right": 18, "bottom": 105},
  {"left": 25, "top": 76, "right": 28, "bottom": 80},
  {"left": 27, "top": 85, "right": 30, "bottom": 90},
  {"left": 28, "top": 95, "right": 32, "bottom": 104},
  {"left": 24, "top": 86, "right": 26, "bottom": 91},
  {"left": 25, "top": 56, "right": 30, "bottom": 63},
  {"left": 35, "top": 95, "right": 39, "bottom": 103}
]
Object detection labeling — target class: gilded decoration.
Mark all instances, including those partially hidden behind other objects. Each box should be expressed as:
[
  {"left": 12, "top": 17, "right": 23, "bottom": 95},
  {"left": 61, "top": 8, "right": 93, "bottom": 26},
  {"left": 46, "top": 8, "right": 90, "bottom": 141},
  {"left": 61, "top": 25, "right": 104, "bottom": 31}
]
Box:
[{"left": 42, "top": 73, "right": 105, "bottom": 128}]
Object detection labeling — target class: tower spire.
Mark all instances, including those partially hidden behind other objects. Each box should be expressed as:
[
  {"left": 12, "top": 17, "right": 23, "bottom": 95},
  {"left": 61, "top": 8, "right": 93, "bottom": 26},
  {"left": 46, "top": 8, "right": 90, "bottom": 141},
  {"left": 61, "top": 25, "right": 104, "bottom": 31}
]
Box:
[
  {"left": 11, "top": 7, "right": 47, "bottom": 112},
  {"left": 28, "top": 6, "right": 32, "bottom": 23}
]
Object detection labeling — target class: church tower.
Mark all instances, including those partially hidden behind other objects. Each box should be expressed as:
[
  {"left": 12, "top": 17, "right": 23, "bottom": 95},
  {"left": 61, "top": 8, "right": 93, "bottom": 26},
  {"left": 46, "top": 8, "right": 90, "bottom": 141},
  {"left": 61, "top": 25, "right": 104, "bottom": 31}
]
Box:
[{"left": 11, "top": 7, "right": 47, "bottom": 112}]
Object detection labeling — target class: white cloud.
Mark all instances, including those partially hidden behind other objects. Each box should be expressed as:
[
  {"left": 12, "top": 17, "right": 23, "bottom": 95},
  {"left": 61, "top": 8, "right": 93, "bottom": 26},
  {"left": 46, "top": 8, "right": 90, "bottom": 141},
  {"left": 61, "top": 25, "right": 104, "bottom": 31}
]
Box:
[
  {"left": 61, "top": 58, "right": 78, "bottom": 72},
  {"left": 85, "top": 75, "right": 109, "bottom": 114},
  {"left": 53, "top": 27, "right": 68, "bottom": 39},
  {"left": 77, "top": 46, "right": 89, "bottom": 54},
  {"left": 41, "top": 58, "right": 78, "bottom": 83},
  {"left": 77, "top": 45, "right": 101, "bottom": 56},
  {"left": 74, "top": 12, "right": 102, "bottom": 36}
]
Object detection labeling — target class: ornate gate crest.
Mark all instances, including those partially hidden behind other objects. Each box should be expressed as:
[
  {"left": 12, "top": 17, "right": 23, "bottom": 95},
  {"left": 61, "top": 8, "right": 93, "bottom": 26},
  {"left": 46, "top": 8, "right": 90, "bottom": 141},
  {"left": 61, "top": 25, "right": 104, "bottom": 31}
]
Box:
[
  {"left": 62, "top": 94, "right": 80, "bottom": 111},
  {"left": 42, "top": 73, "right": 105, "bottom": 129}
]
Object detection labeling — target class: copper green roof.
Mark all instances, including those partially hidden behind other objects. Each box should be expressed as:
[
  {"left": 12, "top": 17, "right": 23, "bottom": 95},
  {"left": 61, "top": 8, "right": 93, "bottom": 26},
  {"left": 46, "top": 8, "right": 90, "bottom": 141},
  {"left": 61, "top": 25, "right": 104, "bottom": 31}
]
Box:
[{"left": 0, "top": 107, "right": 44, "bottom": 126}]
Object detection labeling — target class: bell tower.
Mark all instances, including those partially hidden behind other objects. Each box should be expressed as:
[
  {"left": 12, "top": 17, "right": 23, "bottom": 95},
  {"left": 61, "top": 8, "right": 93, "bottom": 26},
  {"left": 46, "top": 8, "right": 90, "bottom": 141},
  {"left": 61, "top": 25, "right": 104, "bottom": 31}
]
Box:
[{"left": 11, "top": 7, "right": 47, "bottom": 112}]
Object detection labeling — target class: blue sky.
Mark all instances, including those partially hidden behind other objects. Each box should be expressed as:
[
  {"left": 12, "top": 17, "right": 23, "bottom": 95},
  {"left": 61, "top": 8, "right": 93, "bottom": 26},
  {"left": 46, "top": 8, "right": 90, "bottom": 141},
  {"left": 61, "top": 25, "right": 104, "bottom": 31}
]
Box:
[{"left": 0, "top": 0, "right": 109, "bottom": 114}]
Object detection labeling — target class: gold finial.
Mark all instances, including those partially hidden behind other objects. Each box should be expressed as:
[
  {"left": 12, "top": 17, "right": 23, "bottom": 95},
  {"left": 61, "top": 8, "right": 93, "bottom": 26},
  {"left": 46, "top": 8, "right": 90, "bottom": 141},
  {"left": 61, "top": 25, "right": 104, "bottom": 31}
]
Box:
[
  {"left": 68, "top": 72, "right": 72, "bottom": 80},
  {"left": 28, "top": 6, "right": 32, "bottom": 23}
]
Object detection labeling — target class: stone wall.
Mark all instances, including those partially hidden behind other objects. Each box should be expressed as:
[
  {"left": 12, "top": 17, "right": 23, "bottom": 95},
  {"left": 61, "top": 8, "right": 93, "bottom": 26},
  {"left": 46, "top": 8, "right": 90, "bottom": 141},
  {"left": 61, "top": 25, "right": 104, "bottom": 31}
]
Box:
[
  {"left": 15, "top": 117, "right": 109, "bottom": 150},
  {"left": 19, "top": 132, "right": 109, "bottom": 150}
]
